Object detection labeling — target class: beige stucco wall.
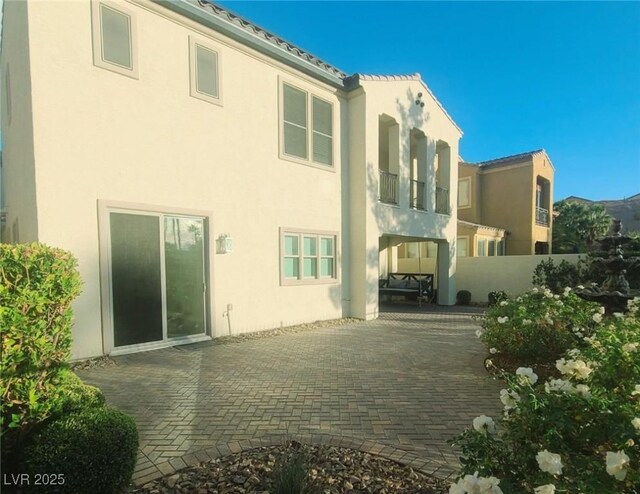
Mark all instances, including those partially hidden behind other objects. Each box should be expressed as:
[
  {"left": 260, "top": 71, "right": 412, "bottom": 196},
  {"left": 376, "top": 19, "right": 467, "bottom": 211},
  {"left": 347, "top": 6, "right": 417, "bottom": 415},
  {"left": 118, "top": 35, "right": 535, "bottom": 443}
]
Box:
[
  {"left": 1, "top": 0, "right": 38, "bottom": 243},
  {"left": 457, "top": 163, "right": 480, "bottom": 224},
  {"left": 350, "top": 78, "right": 461, "bottom": 314},
  {"left": 400, "top": 254, "right": 582, "bottom": 302},
  {"left": 23, "top": 0, "right": 346, "bottom": 358}
]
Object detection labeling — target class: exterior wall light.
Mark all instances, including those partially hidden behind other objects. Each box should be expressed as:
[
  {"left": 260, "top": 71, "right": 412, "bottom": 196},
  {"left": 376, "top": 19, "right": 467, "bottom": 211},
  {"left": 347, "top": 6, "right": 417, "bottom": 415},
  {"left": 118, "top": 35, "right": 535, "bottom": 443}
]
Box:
[{"left": 216, "top": 233, "right": 233, "bottom": 254}]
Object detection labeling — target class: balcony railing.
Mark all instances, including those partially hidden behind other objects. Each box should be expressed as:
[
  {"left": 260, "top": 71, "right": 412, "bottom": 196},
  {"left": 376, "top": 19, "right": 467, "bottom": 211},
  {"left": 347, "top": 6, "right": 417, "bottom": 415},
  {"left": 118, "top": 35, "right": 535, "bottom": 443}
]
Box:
[
  {"left": 410, "top": 179, "right": 426, "bottom": 210},
  {"left": 379, "top": 170, "right": 398, "bottom": 205},
  {"left": 435, "top": 186, "right": 449, "bottom": 215},
  {"left": 536, "top": 207, "right": 550, "bottom": 226}
]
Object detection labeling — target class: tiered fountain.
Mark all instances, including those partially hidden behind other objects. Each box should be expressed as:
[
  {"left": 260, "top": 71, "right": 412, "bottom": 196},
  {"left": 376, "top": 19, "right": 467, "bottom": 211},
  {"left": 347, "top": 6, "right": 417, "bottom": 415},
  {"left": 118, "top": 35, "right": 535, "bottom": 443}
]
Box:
[{"left": 575, "top": 220, "right": 639, "bottom": 314}]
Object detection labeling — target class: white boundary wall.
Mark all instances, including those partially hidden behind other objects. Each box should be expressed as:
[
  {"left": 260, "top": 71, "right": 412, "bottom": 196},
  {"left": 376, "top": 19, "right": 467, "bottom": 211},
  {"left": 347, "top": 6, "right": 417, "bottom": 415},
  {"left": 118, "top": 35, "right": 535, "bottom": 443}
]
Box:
[{"left": 398, "top": 254, "right": 583, "bottom": 302}]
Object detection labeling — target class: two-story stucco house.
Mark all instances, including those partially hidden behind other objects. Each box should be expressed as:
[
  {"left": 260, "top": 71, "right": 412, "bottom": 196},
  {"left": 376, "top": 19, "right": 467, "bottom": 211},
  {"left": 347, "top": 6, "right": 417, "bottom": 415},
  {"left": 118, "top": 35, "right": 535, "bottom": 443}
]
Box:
[
  {"left": 1, "top": 0, "right": 461, "bottom": 359},
  {"left": 457, "top": 149, "right": 554, "bottom": 256}
]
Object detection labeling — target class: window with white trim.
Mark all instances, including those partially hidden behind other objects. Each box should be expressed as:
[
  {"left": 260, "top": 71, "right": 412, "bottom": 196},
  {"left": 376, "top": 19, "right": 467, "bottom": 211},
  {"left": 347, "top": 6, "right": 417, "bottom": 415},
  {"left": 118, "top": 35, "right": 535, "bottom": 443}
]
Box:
[
  {"left": 457, "top": 237, "right": 468, "bottom": 257},
  {"left": 458, "top": 177, "right": 470, "bottom": 208},
  {"left": 281, "top": 82, "right": 333, "bottom": 167},
  {"left": 91, "top": 1, "right": 138, "bottom": 78},
  {"left": 189, "top": 37, "right": 221, "bottom": 105},
  {"left": 281, "top": 230, "right": 337, "bottom": 284},
  {"left": 477, "top": 238, "right": 487, "bottom": 257}
]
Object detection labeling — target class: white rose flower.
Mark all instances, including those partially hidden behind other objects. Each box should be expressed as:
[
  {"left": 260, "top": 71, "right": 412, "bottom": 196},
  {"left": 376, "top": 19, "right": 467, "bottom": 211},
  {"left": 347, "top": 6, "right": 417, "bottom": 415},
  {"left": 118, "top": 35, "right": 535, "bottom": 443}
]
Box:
[
  {"left": 553, "top": 294, "right": 560, "bottom": 300},
  {"left": 577, "top": 285, "right": 585, "bottom": 290},
  {"left": 599, "top": 306, "right": 606, "bottom": 315},
  {"left": 606, "top": 450, "right": 630, "bottom": 480},
  {"left": 545, "top": 379, "right": 574, "bottom": 394},
  {"left": 522, "top": 319, "right": 532, "bottom": 325},
  {"left": 516, "top": 297, "right": 523, "bottom": 302},
  {"left": 489, "top": 347, "right": 498, "bottom": 354},
  {"left": 516, "top": 367, "right": 538, "bottom": 385},
  {"left": 592, "top": 313, "right": 603, "bottom": 323},
  {"left": 500, "top": 389, "right": 520, "bottom": 409},
  {"left": 631, "top": 417, "right": 640, "bottom": 431},
  {"left": 476, "top": 329, "right": 484, "bottom": 338},
  {"left": 534, "top": 485, "right": 556, "bottom": 494},
  {"left": 499, "top": 300, "right": 508, "bottom": 307},
  {"left": 477, "top": 476, "right": 503, "bottom": 494},
  {"left": 575, "top": 384, "right": 591, "bottom": 399},
  {"left": 532, "top": 287, "right": 539, "bottom": 294},
  {"left": 536, "top": 450, "right": 563, "bottom": 475},
  {"left": 570, "top": 360, "right": 593, "bottom": 379},
  {"left": 545, "top": 316, "right": 554, "bottom": 325},
  {"left": 472, "top": 415, "right": 496, "bottom": 434},
  {"left": 555, "top": 300, "right": 564, "bottom": 307},
  {"left": 622, "top": 343, "right": 638, "bottom": 353},
  {"left": 613, "top": 312, "right": 624, "bottom": 319},
  {"left": 497, "top": 316, "right": 509, "bottom": 324},
  {"left": 567, "top": 348, "right": 581, "bottom": 358},
  {"left": 449, "top": 480, "right": 466, "bottom": 494},
  {"left": 555, "top": 358, "right": 570, "bottom": 374},
  {"left": 632, "top": 385, "right": 640, "bottom": 396}
]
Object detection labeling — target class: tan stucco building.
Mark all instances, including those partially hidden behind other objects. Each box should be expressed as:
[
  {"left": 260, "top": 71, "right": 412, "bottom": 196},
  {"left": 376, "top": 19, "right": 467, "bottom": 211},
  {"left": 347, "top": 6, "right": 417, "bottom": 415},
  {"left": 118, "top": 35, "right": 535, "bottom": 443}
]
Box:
[
  {"left": 1, "top": 0, "right": 461, "bottom": 358},
  {"left": 457, "top": 149, "right": 554, "bottom": 256}
]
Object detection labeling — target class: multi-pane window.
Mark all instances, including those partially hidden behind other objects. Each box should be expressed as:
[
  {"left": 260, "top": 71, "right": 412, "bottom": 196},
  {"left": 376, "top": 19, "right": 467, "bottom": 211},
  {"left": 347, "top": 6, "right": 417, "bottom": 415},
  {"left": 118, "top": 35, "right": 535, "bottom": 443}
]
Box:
[
  {"left": 190, "top": 37, "right": 221, "bottom": 105},
  {"left": 488, "top": 240, "right": 496, "bottom": 256},
  {"left": 282, "top": 231, "right": 337, "bottom": 283},
  {"left": 91, "top": 2, "right": 137, "bottom": 78},
  {"left": 282, "top": 82, "right": 333, "bottom": 166},
  {"left": 497, "top": 239, "right": 505, "bottom": 256}
]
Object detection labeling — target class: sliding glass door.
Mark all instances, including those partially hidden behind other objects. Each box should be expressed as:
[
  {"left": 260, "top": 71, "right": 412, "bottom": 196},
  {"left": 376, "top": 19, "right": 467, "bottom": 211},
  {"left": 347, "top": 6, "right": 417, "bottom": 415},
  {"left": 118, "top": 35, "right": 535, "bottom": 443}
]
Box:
[{"left": 109, "top": 211, "right": 207, "bottom": 350}]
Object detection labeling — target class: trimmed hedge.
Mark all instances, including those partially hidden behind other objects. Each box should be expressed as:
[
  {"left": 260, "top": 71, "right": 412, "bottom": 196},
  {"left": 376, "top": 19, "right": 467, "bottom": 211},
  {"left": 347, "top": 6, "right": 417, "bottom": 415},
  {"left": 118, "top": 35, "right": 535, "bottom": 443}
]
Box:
[
  {"left": 23, "top": 406, "right": 138, "bottom": 494},
  {"left": 0, "top": 243, "right": 82, "bottom": 433}
]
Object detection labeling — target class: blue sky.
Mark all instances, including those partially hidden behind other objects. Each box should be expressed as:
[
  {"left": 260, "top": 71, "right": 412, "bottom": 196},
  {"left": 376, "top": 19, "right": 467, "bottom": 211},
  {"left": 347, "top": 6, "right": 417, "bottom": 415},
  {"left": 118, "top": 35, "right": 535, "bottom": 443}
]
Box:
[{"left": 220, "top": 1, "right": 640, "bottom": 201}]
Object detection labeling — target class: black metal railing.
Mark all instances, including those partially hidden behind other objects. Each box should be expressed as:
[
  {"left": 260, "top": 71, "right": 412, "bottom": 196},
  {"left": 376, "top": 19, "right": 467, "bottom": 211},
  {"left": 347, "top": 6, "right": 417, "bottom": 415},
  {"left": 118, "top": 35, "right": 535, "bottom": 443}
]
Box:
[
  {"left": 410, "top": 179, "right": 426, "bottom": 210},
  {"left": 536, "top": 207, "right": 550, "bottom": 226},
  {"left": 379, "top": 170, "right": 398, "bottom": 205},
  {"left": 435, "top": 186, "right": 449, "bottom": 215}
]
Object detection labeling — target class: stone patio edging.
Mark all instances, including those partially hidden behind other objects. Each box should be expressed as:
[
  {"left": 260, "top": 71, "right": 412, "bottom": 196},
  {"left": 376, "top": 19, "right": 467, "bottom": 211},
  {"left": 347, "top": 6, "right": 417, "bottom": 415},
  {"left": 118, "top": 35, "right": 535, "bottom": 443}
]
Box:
[{"left": 133, "top": 432, "right": 459, "bottom": 487}]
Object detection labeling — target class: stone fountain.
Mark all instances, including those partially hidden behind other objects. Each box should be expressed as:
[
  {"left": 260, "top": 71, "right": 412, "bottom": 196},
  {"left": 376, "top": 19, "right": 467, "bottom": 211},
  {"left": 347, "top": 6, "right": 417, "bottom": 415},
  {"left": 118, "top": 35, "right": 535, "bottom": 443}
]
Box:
[{"left": 575, "top": 219, "right": 639, "bottom": 314}]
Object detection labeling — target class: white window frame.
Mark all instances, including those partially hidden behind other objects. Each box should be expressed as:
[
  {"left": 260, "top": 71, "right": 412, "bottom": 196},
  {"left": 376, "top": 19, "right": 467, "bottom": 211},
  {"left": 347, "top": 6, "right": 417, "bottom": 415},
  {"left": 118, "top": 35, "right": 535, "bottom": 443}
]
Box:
[
  {"left": 456, "top": 236, "right": 469, "bottom": 257},
  {"left": 280, "top": 228, "right": 338, "bottom": 285},
  {"left": 189, "top": 36, "right": 222, "bottom": 106},
  {"left": 91, "top": 0, "right": 139, "bottom": 79},
  {"left": 477, "top": 238, "right": 488, "bottom": 257},
  {"left": 279, "top": 77, "right": 335, "bottom": 171},
  {"left": 458, "top": 177, "right": 471, "bottom": 209}
]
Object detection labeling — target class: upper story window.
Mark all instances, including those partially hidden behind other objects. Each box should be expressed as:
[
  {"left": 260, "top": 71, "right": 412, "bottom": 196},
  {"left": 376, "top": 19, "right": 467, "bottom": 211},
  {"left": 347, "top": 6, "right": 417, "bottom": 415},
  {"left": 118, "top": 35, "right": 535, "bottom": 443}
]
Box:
[
  {"left": 189, "top": 36, "right": 222, "bottom": 106},
  {"left": 91, "top": 1, "right": 138, "bottom": 78},
  {"left": 281, "top": 81, "right": 333, "bottom": 168},
  {"left": 457, "top": 237, "right": 468, "bottom": 257},
  {"left": 458, "top": 177, "right": 471, "bottom": 208}
]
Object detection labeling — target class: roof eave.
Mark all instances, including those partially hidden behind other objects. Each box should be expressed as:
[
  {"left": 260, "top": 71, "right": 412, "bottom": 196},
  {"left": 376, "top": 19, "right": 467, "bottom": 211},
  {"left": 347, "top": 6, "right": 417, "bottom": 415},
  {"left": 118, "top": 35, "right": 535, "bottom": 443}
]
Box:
[{"left": 156, "top": 0, "right": 345, "bottom": 88}]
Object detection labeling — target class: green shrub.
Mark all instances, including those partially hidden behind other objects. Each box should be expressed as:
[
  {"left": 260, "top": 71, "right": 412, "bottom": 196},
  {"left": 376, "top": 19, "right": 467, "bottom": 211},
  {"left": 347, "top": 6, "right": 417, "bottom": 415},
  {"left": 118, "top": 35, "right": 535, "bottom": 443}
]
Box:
[
  {"left": 52, "top": 369, "right": 105, "bottom": 415},
  {"left": 23, "top": 406, "right": 138, "bottom": 494},
  {"left": 532, "top": 257, "right": 590, "bottom": 294},
  {"left": 450, "top": 304, "right": 640, "bottom": 493},
  {"left": 0, "top": 243, "right": 82, "bottom": 433},
  {"left": 272, "top": 444, "right": 318, "bottom": 494},
  {"left": 479, "top": 287, "right": 601, "bottom": 366},
  {"left": 457, "top": 290, "right": 472, "bottom": 305},
  {"left": 487, "top": 290, "right": 508, "bottom": 307}
]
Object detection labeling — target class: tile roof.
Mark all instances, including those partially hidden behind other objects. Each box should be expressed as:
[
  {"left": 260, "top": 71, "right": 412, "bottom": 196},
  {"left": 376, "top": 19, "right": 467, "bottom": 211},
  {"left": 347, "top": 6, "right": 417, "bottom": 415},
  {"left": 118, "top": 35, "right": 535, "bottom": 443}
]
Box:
[
  {"left": 195, "top": 0, "right": 347, "bottom": 80},
  {"left": 461, "top": 149, "right": 548, "bottom": 170},
  {"left": 458, "top": 220, "right": 506, "bottom": 233}
]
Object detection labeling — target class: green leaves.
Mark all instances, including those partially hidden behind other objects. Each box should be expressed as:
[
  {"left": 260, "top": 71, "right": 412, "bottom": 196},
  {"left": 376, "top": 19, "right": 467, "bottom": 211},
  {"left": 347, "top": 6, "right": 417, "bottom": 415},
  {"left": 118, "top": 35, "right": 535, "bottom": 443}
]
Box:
[{"left": 0, "top": 243, "right": 82, "bottom": 434}]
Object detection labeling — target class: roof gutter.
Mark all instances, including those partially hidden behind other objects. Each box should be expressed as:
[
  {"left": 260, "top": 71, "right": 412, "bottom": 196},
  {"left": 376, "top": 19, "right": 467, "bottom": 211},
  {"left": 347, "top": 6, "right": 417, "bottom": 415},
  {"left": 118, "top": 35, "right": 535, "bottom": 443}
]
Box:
[{"left": 155, "top": 0, "right": 345, "bottom": 89}]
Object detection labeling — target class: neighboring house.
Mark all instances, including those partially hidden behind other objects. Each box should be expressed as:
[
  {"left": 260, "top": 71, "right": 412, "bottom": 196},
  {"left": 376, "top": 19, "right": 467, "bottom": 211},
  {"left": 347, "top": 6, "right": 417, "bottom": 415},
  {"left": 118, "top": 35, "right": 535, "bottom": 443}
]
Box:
[
  {"left": 563, "top": 194, "right": 640, "bottom": 234},
  {"left": 1, "top": 0, "right": 461, "bottom": 359},
  {"left": 457, "top": 149, "right": 554, "bottom": 255}
]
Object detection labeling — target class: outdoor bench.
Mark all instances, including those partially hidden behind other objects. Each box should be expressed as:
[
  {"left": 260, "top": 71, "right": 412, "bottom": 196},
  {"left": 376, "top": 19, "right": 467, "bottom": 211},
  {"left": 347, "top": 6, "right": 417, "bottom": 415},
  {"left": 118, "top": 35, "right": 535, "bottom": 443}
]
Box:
[{"left": 379, "top": 273, "right": 435, "bottom": 305}]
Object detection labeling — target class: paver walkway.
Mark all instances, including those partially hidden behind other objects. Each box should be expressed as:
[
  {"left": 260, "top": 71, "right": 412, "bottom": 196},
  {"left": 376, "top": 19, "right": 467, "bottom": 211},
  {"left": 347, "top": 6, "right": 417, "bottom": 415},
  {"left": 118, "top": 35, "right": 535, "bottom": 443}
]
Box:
[{"left": 78, "top": 305, "right": 503, "bottom": 485}]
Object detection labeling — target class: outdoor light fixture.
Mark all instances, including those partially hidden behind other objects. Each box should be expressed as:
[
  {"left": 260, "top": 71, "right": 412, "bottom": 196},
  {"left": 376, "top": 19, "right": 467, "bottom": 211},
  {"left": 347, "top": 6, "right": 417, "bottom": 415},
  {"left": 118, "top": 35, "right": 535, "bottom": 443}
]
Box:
[{"left": 216, "top": 233, "right": 233, "bottom": 254}]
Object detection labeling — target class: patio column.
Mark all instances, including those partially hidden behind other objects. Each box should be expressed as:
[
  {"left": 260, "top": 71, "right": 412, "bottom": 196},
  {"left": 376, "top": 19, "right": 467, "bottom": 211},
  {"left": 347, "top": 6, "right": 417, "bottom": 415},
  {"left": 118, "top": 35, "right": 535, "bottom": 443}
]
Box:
[{"left": 437, "top": 240, "right": 456, "bottom": 305}]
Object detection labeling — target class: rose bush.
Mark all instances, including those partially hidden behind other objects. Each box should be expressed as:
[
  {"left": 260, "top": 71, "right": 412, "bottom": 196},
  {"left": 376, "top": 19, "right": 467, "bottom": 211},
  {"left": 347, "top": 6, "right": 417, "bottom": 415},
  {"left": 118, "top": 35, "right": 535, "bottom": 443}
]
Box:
[
  {"left": 478, "top": 287, "right": 602, "bottom": 367},
  {"left": 450, "top": 297, "right": 640, "bottom": 494}
]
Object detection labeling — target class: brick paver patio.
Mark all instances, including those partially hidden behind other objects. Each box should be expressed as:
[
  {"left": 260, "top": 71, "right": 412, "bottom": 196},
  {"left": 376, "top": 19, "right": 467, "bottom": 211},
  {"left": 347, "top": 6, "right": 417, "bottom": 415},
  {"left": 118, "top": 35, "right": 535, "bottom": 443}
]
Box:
[{"left": 77, "top": 305, "right": 502, "bottom": 485}]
